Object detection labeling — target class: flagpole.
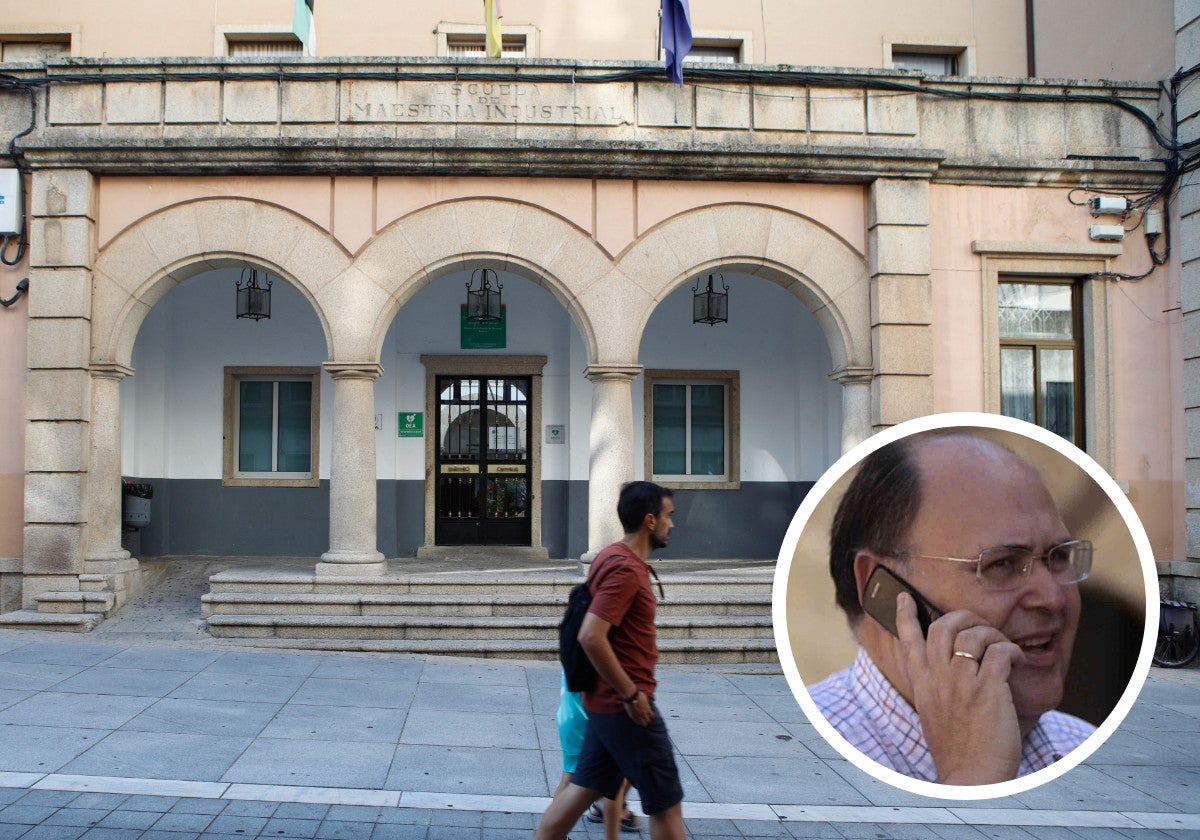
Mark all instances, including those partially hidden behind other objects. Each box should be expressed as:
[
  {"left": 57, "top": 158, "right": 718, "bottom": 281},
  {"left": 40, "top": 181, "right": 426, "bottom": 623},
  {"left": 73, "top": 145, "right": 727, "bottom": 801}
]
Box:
[{"left": 656, "top": 4, "right": 663, "bottom": 64}]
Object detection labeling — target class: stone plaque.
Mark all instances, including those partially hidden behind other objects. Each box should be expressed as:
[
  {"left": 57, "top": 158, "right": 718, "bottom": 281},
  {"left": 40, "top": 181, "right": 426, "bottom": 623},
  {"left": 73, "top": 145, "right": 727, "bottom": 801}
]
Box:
[{"left": 343, "top": 80, "right": 635, "bottom": 126}]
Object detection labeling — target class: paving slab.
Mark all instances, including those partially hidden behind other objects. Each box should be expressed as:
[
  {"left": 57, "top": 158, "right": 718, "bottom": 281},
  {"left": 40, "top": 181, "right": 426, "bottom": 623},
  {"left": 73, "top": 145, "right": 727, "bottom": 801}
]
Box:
[
  {"left": 59, "top": 732, "right": 254, "bottom": 781},
  {"left": 0, "top": 660, "right": 86, "bottom": 692},
  {"left": 385, "top": 745, "right": 547, "bottom": 797},
  {"left": 168, "top": 672, "right": 306, "bottom": 704},
  {"left": 222, "top": 738, "right": 396, "bottom": 789},
  {"left": 119, "top": 697, "right": 283, "bottom": 738},
  {"left": 409, "top": 681, "right": 531, "bottom": 715},
  {"left": 0, "top": 725, "right": 107, "bottom": 773},
  {"left": 0, "top": 643, "right": 122, "bottom": 667},
  {"left": 400, "top": 709, "right": 536, "bottom": 750},
  {"left": 258, "top": 703, "right": 407, "bottom": 744},
  {"left": 290, "top": 677, "right": 417, "bottom": 710},
  {"left": 0, "top": 691, "right": 156, "bottom": 729}
]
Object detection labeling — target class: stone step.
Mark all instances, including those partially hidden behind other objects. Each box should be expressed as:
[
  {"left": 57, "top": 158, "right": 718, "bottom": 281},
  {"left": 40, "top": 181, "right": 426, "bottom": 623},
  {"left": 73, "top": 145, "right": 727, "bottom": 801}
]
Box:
[
  {"left": 78, "top": 574, "right": 113, "bottom": 593},
  {"left": 204, "top": 613, "right": 772, "bottom": 641},
  {"left": 207, "top": 571, "right": 773, "bottom": 598},
  {"left": 199, "top": 592, "right": 770, "bottom": 618},
  {"left": 198, "top": 633, "right": 779, "bottom": 665},
  {"left": 0, "top": 610, "right": 104, "bottom": 632},
  {"left": 35, "top": 591, "right": 117, "bottom": 615}
]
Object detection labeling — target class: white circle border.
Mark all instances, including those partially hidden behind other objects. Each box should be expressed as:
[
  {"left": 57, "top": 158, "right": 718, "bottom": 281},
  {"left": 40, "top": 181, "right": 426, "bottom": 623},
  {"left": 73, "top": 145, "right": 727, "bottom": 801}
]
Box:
[{"left": 770, "top": 411, "right": 1158, "bottom": 800}]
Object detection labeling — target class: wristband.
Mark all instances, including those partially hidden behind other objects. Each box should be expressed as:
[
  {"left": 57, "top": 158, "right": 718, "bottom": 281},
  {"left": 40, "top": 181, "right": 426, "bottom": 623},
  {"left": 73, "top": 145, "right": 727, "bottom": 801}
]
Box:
[{"left": 622, "top": 688, "right": 641, "bottom": 704}]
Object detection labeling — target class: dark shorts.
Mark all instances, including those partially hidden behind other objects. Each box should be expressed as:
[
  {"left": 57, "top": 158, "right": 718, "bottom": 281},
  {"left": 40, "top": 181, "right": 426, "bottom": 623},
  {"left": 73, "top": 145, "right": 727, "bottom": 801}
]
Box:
[{"left": 571, "top": 707, "right": 683, "bottom": 816}]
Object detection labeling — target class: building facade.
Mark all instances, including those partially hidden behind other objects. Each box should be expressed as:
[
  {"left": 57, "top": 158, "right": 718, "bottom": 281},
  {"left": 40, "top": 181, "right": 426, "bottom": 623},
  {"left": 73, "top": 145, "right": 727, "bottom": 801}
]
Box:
[{"left": 0, "top": 1, "right": 1182, "bottom": 625}]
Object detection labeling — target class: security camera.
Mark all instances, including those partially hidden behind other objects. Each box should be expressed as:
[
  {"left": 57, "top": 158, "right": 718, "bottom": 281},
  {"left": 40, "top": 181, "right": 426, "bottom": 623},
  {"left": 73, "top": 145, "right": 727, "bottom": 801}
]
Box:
[{"left": 1089, "top": 196, "right": 1130, "bottom": 216}]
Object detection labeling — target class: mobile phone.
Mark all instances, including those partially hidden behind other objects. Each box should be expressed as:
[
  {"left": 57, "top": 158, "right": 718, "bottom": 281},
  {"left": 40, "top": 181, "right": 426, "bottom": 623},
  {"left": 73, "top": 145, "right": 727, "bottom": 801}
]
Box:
[{"left": 862, "top": 565, "right": 943, "bottom": 638}]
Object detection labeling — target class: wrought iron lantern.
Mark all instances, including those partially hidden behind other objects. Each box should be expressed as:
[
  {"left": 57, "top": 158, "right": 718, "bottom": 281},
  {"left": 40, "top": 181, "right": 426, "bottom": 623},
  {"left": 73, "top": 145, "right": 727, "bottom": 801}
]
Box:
[
  {"left": 692, "top": 273, "right": 729, "bottom": 325},
  {"left": 236, "top": 266, "right": 273, "bottom": 321},
  {"left": 466, "top": 267, "right": 503, "bottom": 323}
]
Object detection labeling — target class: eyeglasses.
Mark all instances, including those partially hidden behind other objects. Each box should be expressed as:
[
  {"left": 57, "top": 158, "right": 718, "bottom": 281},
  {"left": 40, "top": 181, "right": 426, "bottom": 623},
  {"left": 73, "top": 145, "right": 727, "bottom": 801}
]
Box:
[{"left": 890, "top": 539, "right": 1093, "bottom": 591}]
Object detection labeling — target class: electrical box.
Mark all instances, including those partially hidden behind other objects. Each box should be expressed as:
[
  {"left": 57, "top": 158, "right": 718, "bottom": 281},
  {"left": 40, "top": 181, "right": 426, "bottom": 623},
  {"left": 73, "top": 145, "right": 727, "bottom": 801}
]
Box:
[
  {"left": 1089, "top": 195, "right": 1130, "bottom": 216},
  {"left": 1089, "top": 224, "right": 1125, "bottom": 242},
  {"left": 1144, "top": 209, "right": 1163, "bottom": 236},
  {"left": 0, "top": 169, "right": 21, "bottom": 235}
]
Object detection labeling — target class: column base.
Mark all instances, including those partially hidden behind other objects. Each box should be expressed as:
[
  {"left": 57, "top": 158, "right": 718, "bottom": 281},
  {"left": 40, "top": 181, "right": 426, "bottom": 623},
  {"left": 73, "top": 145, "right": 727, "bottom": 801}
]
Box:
[
  {"left": 85, "top": 549, "right": 133, "bottom": 566},
  {"left": 316, "top": 550, "right": 387, "bottom": 577}
]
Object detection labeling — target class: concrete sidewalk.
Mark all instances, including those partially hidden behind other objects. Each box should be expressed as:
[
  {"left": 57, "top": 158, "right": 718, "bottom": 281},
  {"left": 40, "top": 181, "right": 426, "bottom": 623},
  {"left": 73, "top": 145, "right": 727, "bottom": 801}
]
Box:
[{"left": 0, "top": 631, "right": 1198, "bottom": 839}]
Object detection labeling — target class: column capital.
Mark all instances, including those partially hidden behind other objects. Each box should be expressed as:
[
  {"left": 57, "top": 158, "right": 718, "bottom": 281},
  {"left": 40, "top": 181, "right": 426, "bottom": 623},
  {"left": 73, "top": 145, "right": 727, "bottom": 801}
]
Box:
[
  {"left": 828, "top": 366, "right": 874, "bottom": 386},
  {"left": 584, "top": 364, "right": 642, "bottom": 383},
  {"left": 323, "top": 361, "right": 384, "bottom": 381},
  {"left": 90, "top": 362, "right": 135, "bottom": 381}
]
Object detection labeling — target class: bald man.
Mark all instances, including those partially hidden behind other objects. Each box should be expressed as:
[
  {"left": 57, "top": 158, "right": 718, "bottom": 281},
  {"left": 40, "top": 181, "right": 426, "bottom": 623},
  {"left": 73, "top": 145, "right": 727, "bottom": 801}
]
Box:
[{"left": 810, "top": 431, "right": 1095, "bottom": 785}]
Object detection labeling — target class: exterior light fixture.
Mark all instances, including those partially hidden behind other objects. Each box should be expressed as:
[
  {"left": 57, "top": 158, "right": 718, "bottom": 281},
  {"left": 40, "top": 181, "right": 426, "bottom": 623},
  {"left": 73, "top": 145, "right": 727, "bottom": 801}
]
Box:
[
  {"left": 236, "top": 266, "right": 273, "bottom": 321},
  {"left": 692, "top": 273, "right": 729, "bottom": 325},
  {"left": 466, "top": 267, "right": 503, "bottom": 322}
]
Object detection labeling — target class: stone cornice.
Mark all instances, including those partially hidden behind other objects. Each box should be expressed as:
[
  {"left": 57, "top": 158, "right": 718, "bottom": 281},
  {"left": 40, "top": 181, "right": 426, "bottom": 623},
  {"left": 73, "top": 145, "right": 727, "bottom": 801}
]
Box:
[{"left": 1, "top": 58, "right": 1168, "bottom": 189}]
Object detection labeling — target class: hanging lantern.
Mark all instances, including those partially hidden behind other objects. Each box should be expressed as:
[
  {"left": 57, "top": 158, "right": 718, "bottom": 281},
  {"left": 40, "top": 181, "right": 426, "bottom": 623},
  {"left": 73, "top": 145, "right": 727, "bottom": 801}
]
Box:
[
  {"left": 236, "top": 266, "right": 273, "bottom": 321},
  {"left": 692, "top": 273, "right": 729, "bottom": 325},
  {"left": 466, "top": 267, "right": 503, "bottom": 322}
]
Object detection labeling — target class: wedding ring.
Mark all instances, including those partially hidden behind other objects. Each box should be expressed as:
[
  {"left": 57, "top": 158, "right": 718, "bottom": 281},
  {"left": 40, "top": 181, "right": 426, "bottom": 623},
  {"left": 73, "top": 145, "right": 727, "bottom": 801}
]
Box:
[{"left": 953, "top": 650, "right": 977, "bottom": 661}]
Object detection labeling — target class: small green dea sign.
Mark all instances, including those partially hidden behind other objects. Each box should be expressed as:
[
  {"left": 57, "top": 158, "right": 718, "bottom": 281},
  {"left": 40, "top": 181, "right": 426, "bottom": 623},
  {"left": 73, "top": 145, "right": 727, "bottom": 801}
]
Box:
[
  {"left": 398, "top": 412, "right": 424, "bottom": 438},
  {"left": 460, "top": 305, "right": 507, "bottom": 349}
]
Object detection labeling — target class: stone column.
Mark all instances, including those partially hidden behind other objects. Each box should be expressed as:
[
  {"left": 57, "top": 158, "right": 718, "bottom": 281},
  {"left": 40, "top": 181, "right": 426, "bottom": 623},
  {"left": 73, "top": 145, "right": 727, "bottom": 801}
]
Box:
[
  {"left": 317, "top": 362, "right": 386, "bottom": 576},
  {"left": 22, "top": 170, "right": 98, "bottom": 608},
  {"left": 868, "top": 178, "right": 934, "bottom": 429},
  {"left": 583, "top": 364, "right": 641, "bottom": 560},
  {"left": 84, "top": 364, "right": 136, "bottom": 569},
  {"left": 831, "top": 367, "right": 874, "bottom": 454}
]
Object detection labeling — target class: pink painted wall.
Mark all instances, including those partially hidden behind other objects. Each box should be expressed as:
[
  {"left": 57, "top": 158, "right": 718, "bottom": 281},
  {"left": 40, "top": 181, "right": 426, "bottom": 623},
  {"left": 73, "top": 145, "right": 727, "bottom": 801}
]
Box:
[{"left": 930, "top": 183, "right": 1182, "bottom": 560}]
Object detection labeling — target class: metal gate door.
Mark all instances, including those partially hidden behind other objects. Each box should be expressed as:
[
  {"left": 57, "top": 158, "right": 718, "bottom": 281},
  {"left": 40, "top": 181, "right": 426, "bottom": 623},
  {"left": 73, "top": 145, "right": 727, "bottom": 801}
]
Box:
[{"left": 434, "top": 376, "right": 532, "bottom": 546}]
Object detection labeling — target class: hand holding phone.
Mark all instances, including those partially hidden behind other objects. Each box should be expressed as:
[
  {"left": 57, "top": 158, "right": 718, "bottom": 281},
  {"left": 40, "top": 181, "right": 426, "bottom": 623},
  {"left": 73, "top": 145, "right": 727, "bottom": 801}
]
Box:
[{"left": 871, "top": 571, "right": 1024, "bottom": 785}]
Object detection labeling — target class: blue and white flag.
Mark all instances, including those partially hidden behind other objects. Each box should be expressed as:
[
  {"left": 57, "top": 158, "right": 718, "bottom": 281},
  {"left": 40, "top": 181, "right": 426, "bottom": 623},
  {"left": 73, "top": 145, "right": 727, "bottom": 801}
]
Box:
[{"left": 661, "top": 0, "right": 693, "bottom": 85}]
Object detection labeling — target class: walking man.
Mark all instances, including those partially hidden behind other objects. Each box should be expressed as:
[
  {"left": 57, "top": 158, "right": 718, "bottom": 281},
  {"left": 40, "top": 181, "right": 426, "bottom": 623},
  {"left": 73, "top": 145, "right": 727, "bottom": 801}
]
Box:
[{"left": 534, "top": 481, "right": 686, "bottom": 840}]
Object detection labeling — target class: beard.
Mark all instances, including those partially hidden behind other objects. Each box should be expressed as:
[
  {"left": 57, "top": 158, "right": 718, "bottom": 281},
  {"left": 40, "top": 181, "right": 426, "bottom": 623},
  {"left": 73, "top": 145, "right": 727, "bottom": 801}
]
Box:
[{"left": 649, "top": 532, "right": 668, "bottom": 551}]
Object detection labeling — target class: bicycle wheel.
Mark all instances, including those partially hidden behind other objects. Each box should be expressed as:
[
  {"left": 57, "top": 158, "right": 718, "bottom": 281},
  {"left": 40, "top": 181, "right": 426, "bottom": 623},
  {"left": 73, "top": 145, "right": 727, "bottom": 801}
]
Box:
[{"left": 1154, "top": 619, "right": 1200, "bottom": 668}]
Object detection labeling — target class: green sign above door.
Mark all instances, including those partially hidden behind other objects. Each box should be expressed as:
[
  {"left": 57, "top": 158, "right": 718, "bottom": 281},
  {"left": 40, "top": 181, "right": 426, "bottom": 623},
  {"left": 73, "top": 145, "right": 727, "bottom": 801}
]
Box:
[{"left": 460, "top": 305, "right": 507, "bottom": 349}]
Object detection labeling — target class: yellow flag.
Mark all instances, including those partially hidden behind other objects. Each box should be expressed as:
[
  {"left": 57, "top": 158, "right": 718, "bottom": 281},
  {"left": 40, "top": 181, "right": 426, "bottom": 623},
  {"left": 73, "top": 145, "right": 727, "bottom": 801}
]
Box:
[{"left": 484, "top": 0, "right": 503, "bottom": 58}]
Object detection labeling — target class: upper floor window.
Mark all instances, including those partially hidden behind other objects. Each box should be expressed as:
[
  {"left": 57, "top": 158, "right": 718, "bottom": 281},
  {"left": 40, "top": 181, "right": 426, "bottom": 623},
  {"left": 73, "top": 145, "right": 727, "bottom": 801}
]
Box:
[
  {"left": 998, "top": 280, "right": 1082, "bottom": 446},
  {"left": 446, "top": 34, "right": 527, "bottom": 58},
  {"left": 436, "top": 22, "right": 537, "bottom": 58},
  {"left": 0, "top": 38, "right": 69, "bottom": 62},
  {"left": 227, "top": 38, "right": 304, "bottom": 58},
  {"left": 684, "top": 43, "right": 741, "bottom": 64},
  {"left": 892, "top": 49, "right": 960, "bottom": 76}
]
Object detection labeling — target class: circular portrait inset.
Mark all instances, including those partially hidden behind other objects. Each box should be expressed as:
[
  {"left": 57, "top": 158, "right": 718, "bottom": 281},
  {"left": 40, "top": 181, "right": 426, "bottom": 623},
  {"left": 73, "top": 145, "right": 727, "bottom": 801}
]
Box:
[{"left": 772, "top": 412, "right": 1155, "bottom": 799}]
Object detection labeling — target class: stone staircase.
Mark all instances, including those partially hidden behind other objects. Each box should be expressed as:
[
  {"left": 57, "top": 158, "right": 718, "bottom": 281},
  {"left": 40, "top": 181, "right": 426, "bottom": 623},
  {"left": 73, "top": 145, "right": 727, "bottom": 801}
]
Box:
[
  {"left": 0, "top": 559, "right": 164, "bottom": 632},
  {"left": 201, "top": 559, "right": 777, "bottom": 664}
]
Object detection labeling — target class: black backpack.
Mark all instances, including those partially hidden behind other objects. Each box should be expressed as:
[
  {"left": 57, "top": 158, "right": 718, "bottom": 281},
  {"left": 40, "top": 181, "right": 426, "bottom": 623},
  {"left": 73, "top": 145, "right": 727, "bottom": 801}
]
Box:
[
  {"left": 559, "top": 577, "right": 599, "bottom": 692},
  {"left": 558, "top": 555, "right": 664, "bottom": 693}
]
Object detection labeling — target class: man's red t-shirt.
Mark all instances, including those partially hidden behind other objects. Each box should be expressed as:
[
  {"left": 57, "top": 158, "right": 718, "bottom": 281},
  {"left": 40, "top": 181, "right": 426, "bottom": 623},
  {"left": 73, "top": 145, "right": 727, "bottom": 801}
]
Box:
[{"left": 583, "top": 541, "right": 659, "bottom": 714}]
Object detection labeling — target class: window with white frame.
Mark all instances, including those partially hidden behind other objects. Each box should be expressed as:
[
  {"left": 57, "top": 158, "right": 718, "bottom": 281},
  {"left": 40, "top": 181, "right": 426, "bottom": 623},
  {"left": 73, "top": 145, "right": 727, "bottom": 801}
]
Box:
[
  {"left": 645, "top": 370, "right": 739, "bottom": 489},
  {"left": 998, "top": 280, "right": 1083, "bottom": 446},
  {"left": 223, "top": 367, "right": 320, "bottom": 486}
]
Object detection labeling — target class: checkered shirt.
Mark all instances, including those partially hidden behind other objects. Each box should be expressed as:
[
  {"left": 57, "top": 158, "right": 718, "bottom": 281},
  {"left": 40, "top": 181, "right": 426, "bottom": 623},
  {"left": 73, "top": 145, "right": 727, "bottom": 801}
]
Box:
[{"left": 808, "top": 647, "right": 1096, "bottom": 782}]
